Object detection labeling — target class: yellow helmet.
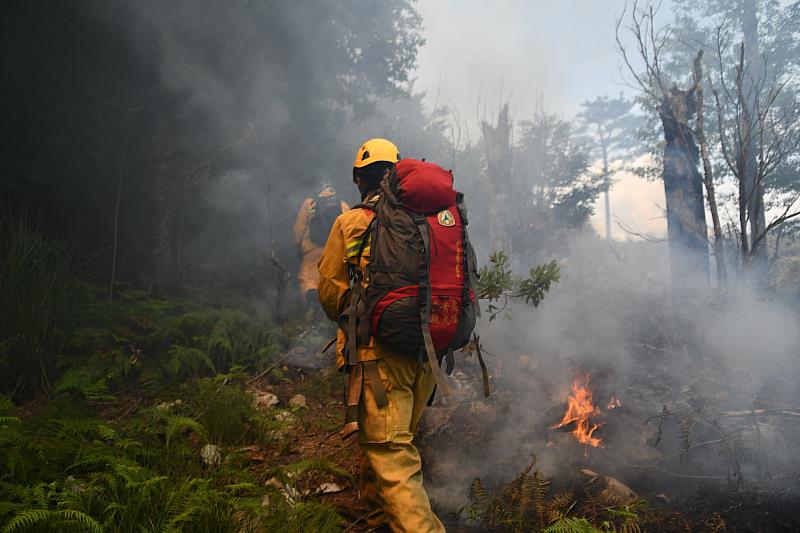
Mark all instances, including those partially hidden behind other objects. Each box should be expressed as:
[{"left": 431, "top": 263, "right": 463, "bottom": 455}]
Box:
[{"left": 353, "top": 138, "right": 400, "bottom": 169}]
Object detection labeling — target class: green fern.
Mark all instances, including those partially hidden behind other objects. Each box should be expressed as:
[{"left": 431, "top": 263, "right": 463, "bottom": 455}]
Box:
[
  {"left": 261, "top": 499, "right": 343, "bottom": 533},
  {"left": 164, "top": 416, "right": 207, "bottom": 445},
  {"left": 167, "top": 345, "right": 215, "bottom": 378},
  {"left": 54, "top": 369, "right": 114, "bottom": 402},
  {"left": 0, "top": 395, "right": 16, "bottom": 415},
  {"left": 542, "top": 516, "right": 604, "bottom": 533},
  {"left": 600, "top": 500, "right": 646, "bottom": 533},
  {"left": 95, "top": 425, "right": 117, "bottom": 442},
  {"left": 2, "top": 508, "right": 103, "bottom": 533}
]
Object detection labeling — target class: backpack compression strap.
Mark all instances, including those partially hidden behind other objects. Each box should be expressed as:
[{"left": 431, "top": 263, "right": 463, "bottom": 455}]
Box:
[
  {"left": 414, "top": 216, "right": 450, "bottom": 397},
  {"left": 341, "top": 205, "right": 388, "bottom": 437}
]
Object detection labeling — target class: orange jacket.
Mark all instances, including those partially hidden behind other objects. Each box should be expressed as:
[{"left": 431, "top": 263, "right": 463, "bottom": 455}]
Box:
[
  {"left": 293, "top": 196, "right": 349, "bottom": 254},
  {"left": 317, "top": 196, "right": 396, "bottom": 368}
]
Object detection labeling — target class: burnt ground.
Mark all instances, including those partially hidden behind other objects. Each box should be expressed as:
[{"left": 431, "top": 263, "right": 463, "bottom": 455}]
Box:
[
  {"left": 245, "top": 352, "right": 800, "bottom": 533},
  {"left": 414, "top": 347, "right": 800, "bottom": 532},
  {"left": 223, "top": 316, "right": 800, "bottom": 533}
]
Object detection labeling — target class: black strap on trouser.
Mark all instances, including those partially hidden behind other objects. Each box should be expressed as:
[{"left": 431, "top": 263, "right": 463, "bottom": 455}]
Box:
[
  {"left": 415, "top": 217, "right": 450, "bottom": 398},
  {"left": 342, "top": 361, "right": 389, "bottom": 438}
]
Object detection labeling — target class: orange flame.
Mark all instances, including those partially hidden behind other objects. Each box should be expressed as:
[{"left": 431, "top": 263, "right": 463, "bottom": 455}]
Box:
[{"left": 550, "top": 372, "right": 602, "bottom": 447}]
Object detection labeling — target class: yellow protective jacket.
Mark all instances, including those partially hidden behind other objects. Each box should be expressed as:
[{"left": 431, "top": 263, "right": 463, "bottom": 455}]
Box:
[
  {"left": 293, "top": 195, "right": 348, "bottom": 295},
  {"left": 318, "top": 196, "right": 395, "bottom": 369}
]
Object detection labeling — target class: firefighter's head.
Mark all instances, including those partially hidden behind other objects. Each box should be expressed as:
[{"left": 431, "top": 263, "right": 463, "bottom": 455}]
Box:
[{"left": 352, "top": 138, "right": 399, "bottom": 198}]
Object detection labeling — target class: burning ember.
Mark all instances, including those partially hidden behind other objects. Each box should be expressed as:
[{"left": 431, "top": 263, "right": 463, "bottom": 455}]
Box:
[
  {"left": 550, "top": 372, "right": 603, "bottom": 448},
  {"left": 607, "top": 395, "right": 622, "bottom": 410}
]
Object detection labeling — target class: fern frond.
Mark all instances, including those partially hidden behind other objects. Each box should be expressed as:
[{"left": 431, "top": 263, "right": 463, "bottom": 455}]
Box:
[
  {"left": 167, "top": 345, "right": 215, "bottom": 378},
  {"left": 0, "top": 395, "right": 16, "bottom": 415},
  {"left": 96, "top": 424, "right": 117, "bottom": 442},
  {"left": 542, "top": 516, "right": 603, "bottom": 533},
  {"left": 532, "top": 469, "right": 550, "bottom": 529},
  {"left": 618, "top": 521, "right": 643, "bottom": 533},
  {"left": 470, "top": 477, "right": 491, "bottom": 508},
  {"left": 547, "top": 492, "right": 576, "bottom": 524},
  {"left": 57, "top": 509, "right": 104, "bottom": 533},
  {"left": 165, "top": 416, "right": 207, "bottom": 444},
  {"left": 277, "top": 457, "right": 350, "bottom": 481},
  {"left": 225, "top": 482, "right": 256, "bottom": 493},
  {"left": 2, "top": 509, "right": 54, "bottom": 533},
  {"left": 2, "top": 508, "right": 103, "bottom": 533}
]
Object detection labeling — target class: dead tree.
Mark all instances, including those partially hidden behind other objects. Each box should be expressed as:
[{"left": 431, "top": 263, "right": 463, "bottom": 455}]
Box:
[
  {"left": 693, "top": 51, "right": 727, "bottom": 287},
  {"left": 617, "top": 2, "right": 710, "bottom": 291},
  {"left": 741, "top": 0, "right": 767, "bottom": 263},
  {"left": 709, "top": 28, "right": 800, "bottom": 278},
  {"left": 660, "top": 86, "right": 710, "bottom": 287},
  {"left": 481, "top": 103, "right": 513, "bottom": 255}
]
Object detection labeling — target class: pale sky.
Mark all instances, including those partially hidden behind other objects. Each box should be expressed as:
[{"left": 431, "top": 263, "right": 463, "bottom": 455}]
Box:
[
  {"left": 413, "top": 0, "right": 648, "bottom": 122},
  {"left": 412, "top": 0, "right": 670, "bottom": 240}
]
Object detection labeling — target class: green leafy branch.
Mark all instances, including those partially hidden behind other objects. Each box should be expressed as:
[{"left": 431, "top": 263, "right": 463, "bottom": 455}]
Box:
[{"left": 476, "top": 252, "right": 561, "bottom": 321}]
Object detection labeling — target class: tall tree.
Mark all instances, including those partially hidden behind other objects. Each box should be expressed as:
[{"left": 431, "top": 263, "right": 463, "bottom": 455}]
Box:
[
  {"left": 617, "top": 2, "right": 710, "bottom": 291},
  {"left": 0, "top": 0, "right": 428, "bottom": 295},
  {"left": 669, "top": 0, "right": 800, "bottom": 279},
  {"left": 578, "top": 95, "right": 640, "bottom": 240},
  {"left": 511, "top": 105, "right": 600, "bottom": 264}
]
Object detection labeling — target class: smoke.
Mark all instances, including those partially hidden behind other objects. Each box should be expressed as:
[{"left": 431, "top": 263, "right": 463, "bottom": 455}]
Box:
[
  {"left": 53, "top": 0, "right": 800, "bottom": 518},
  {"left": 70, "top": 0, "right": 435, "bottom": 296},
  {"left": 422, "top": 227, "right": 800, "bottom": 516}
]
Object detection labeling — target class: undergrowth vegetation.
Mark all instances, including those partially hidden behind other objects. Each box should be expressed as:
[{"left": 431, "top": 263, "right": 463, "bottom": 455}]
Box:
[
  {"left": 467, "top": 459, "right": 648, "bottom": 533},
  {"left": 0, "top": 212, "right": 86, "bottom": 399},
  {"left": 0, "top": 378, "right": 344, "bottom": 532},
  {"left": 0, "top": 217, "right": 348, "bottom": 531},
  {"left": 0, "top": 339, "right": 347, "bottom": 532}
]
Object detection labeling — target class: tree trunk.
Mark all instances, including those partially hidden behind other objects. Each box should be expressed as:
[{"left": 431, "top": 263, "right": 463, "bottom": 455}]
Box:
[
  {"left": 481, "top": 104, "right": 513, "bottom": 255},
  {"left": 693, "top": 51, "right": 727, "bottom": 287},
  {"left": 659, "top": 86, "right": 710, "bottom": 292},
  {"left": 741, "top": 0, "right": 768, "bottom": 266},
  {"left": 152, "top": 124, "right": 182, "bottom": 295},
  {"left": 601, "top": 141, "right": 612, "bottom": 240}
]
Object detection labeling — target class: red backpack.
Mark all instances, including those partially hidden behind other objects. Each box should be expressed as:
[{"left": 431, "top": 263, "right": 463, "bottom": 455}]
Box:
[{"left": 346, "top": 159, "right": 486, "bottom": 397}]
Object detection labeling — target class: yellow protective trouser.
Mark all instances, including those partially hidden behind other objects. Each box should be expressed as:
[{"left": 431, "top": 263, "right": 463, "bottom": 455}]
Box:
[{"left": 357, "top": 353, "right": 445, "bottom": 533}]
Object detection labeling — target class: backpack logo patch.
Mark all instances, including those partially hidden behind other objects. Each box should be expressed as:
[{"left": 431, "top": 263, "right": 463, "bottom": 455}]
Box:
[{"left": 437, "top": 209, "right": 455, "bottom": 227}]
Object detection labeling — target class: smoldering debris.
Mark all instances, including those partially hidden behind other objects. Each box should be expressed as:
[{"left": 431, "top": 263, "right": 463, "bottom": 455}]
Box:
[{"left": 418, "top": 232, "right": 800, "bottom": 526}]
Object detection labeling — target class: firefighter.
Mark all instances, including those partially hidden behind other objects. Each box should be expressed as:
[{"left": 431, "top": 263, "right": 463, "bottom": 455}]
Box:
[
  {"left": 293, "top": 182, "right": 348, "bottom": 308},
  {"left": 317, "top": 139, "right": 445, "bottom": 532}
]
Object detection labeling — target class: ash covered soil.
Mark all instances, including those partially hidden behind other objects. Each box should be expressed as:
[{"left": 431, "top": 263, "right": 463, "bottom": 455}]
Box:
[{"left": 250, "top": 340, "right": 800, "bottom": 532}]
